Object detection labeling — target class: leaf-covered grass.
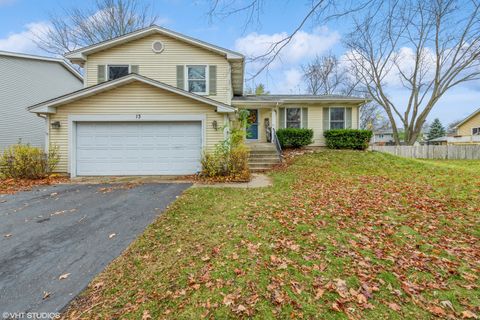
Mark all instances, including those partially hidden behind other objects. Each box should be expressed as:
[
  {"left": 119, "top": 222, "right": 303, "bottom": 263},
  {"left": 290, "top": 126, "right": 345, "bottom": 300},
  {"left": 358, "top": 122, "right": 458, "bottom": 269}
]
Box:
[{"left": 63, "top": 151, "right": 480, "bottom": 319}]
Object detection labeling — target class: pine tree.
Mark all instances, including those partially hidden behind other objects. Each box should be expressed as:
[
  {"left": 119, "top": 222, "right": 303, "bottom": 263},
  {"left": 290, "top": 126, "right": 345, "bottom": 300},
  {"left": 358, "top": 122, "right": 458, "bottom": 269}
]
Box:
[{"left": 427, "top": 118, "right": 446, "bottom": 140}]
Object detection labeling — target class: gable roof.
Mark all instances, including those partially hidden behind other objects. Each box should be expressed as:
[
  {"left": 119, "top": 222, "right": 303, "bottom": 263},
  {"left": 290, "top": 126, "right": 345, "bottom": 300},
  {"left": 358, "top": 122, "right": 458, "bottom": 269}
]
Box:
[
  {"left": 455, "top": 107, "right": 480, "bottom": 129},
  {"left": 0, "top": 50, "right": 83, "bottom": 81},
  {"left": 232, "top": 94, "right": 369, "bottom": 105},
  {"left": 65, "top": 25, "right": 244, "bottom": 61},
  {"left": 64, "top": 25, "right": 244, "bottom": 95},
  {"left": 27, "top": 73, "right": 235, "bottom": 114}
]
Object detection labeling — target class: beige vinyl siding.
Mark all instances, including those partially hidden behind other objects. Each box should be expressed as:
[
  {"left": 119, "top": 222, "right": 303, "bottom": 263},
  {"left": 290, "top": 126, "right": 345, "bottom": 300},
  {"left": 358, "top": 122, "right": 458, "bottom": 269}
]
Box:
[
  {"left": 49, "top": 81, "right": 225, "bottom": 173},
  {"left": 282, "top": 104, "right": 359, "bottom": 146},
  {"left": 85, "top": 34, "right": 232, "bottom": 104},
  {"left": 457, "top": 112, "right": 480, "bottom": 136}
]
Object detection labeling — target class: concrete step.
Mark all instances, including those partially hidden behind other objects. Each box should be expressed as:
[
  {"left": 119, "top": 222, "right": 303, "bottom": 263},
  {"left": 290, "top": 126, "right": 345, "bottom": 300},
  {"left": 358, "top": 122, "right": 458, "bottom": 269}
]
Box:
[
  {"left": 249, "top": 156, "right": 281, "bottom": 162},
  {"left": 249, "top": 150, "right": 279, "bottom": 156},
  {"left": 249, "top": 164, "right": 277, "bottom": 171}
]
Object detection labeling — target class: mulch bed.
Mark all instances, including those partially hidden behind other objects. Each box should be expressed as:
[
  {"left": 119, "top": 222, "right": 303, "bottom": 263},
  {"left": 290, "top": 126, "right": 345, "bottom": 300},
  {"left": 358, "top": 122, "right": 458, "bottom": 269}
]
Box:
[{"left": 0, "top": 176, "right": 69, "bottom": 194}]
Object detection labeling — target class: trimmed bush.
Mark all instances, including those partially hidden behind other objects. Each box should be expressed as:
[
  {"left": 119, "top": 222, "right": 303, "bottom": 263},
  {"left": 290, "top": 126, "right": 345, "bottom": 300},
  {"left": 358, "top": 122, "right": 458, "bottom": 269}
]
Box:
[
  {"left": 323, "top": 129, "right": 373, "bottom": 150},
  {"left": 0, "top": 144, "right": 59, "bottom": 179},
  {"left": 276, "top": 128, "right": 313, "bottom": 148}
]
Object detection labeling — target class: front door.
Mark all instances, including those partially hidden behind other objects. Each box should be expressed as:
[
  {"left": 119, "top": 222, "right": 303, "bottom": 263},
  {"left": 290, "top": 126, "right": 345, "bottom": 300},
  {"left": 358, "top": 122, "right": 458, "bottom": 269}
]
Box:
[{"left": 246, "top": 109, "right": 258, "bottom": 140}]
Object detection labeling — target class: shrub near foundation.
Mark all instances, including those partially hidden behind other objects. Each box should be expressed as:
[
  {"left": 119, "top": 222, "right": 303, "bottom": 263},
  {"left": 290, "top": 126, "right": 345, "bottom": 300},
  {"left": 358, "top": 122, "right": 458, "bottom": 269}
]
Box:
[
  {"left": 0, "top": 144, "right": 59, "bottom": 179},
  {"left": 324, "top": 129, "right": 373, "bottom": 150},
  {"left": 276, "top": 128, "right": 313, "bottom": 148}
]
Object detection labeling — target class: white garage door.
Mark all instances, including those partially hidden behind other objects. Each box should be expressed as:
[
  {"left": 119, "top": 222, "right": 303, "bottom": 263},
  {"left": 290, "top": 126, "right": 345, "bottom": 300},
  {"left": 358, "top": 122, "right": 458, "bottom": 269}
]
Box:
[{"left": 75, "top": 122, "right": 202, "bottom": 176}]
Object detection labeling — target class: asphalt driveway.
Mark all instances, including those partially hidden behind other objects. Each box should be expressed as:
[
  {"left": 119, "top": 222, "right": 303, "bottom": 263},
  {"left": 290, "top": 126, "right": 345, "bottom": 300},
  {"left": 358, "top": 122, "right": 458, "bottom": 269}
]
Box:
[{"left": 0, "top": 182, "right": 191, "bottom": 316}]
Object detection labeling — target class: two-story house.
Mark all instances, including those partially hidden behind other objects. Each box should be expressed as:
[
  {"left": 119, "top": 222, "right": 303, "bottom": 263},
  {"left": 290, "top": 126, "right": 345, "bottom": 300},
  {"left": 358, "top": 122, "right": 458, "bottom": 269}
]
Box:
[
  {"left": 447, "top": 108, "right": 480, "bottom": 145},
  {"left": 28, "top": 25, "right": 368, "bottom": 177},
  {"left": 0, "top": 51, "right": 83, "bottom": 152}
]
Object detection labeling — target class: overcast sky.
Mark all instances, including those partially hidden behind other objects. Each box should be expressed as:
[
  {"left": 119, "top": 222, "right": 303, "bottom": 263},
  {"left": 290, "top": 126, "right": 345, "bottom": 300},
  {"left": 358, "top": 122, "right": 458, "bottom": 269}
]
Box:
[{"left": 0, "top": 0, "right": 478, "bottom": 125}]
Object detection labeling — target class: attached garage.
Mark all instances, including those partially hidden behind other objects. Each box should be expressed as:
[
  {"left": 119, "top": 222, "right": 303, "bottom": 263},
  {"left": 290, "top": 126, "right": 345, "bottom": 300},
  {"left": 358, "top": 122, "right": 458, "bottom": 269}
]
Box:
[
  {"left": 75, "top": 121, "right": 202, "bottom": 176},
  {"left": 27, "top": 75, "right": 235, "bottom": 177}
]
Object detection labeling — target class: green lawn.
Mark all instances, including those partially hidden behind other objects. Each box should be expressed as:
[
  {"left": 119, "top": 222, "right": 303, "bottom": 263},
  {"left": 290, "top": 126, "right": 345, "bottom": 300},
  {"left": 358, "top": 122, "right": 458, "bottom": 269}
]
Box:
[{"left": 64, "top": 151, "right": 480, "bottom": 319}]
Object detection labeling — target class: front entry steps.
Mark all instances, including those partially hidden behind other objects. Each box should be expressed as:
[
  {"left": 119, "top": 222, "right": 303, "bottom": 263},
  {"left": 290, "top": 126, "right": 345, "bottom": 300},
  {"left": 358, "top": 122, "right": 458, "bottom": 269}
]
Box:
[{"left": 248, "top": 142, "right": 282, "bottom": 172}]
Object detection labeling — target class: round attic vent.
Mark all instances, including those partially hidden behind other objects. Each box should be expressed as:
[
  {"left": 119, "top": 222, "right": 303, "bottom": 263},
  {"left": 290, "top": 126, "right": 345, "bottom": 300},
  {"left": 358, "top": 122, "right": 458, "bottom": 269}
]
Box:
[{"left": 152, "top": 40, "right": 164, "bottom": 53}]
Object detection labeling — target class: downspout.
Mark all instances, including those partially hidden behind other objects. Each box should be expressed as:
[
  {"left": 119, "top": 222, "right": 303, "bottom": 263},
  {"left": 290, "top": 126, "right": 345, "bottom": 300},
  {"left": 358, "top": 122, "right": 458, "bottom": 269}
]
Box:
[{"left": 36, "top": 113, "right": 49, "bottom": 152}]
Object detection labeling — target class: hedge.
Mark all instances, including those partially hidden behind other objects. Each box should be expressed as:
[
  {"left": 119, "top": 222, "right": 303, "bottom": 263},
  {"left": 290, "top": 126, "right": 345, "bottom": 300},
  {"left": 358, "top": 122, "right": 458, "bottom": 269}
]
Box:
[
  {"left": 276, "top": 128, "right": 313, "bottom": 148},
  {"left": 323, "top": 129, "right": 373, "bottom": 150}
]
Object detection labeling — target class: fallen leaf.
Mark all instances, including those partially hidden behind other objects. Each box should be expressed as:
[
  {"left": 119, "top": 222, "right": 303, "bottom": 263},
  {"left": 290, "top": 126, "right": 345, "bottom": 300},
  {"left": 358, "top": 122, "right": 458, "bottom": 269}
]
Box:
[
  {"left": 461, "top": 310, "right": 478, "bottom": 319},
  {"left": 142, "top": 310, "right": 151, "bottom": 320},
  {"left": 388, "top": 302, "right": 401, "bottom": 312},
  {"left": 335, "top": 279, "right": 349, "bottom": 298},
  {"left": 93, "top": 281, "right": 104, "bottom": 290},
  {"left": 59, "top": 273, "right": 71, "bottom": 280},
  {"left": 314, "top": 288, "right": 325, "bottom": 300},
  {"left": 440, "top": 300, "right": 454, "bottom": 311},
  {"left": 201, "top": 255, "right": 211, "bottom": 262},
  {"left": 357, "top": 293, "right": 368, "bottom": 304},
  {"left": 428, "top": 306, "right": 446, "bottom": 316},
  {"left": 43, "top": 291, "right": 50, "bottom": 300}
]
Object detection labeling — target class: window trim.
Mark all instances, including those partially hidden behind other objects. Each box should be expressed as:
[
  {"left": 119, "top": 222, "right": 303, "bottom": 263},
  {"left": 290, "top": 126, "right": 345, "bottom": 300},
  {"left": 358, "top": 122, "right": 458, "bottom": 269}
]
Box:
[
  {"left": 284, "top": 107, "right": 303, "bottom": 128},
  {"left": 185, "top": 65, "right": 209, "bottom": 95},
  {"left": 473, "top": 127, "right": 480, "bottom": 135},
  {"left": 329, "top": 107, "right": 346, "bottom": 130},
  {"left": 107, "top": 64, "right": 130, "bottom": 81}
]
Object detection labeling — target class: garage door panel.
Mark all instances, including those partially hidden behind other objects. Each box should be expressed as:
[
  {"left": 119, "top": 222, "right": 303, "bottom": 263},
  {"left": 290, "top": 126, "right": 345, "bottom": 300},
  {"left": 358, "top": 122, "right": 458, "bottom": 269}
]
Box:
[{"left": 75, "top": 121, "right": 202, "bottom": 176}]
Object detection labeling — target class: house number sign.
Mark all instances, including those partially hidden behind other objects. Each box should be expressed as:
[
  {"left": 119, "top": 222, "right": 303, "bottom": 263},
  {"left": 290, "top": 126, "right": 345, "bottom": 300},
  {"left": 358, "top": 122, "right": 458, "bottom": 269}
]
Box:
[{"left": 136, "top": 114, "right": 141, "bottom": 119}]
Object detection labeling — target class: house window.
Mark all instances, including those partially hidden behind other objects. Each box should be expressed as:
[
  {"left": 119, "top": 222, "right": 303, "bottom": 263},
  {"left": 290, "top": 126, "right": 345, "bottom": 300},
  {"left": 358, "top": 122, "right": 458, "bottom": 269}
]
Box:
[
  {"left": 187, "top": 65, "right": 207, "bottom": 94},
  {"left": 473, "top": 127, "right": 480, "bottom": 135},
  {"left": 286, "top": 108, "right": 301, "bottom": 128},
  {"left": 330, "top": 108, "right": 345, "bottom": 129},
  {"left": 108, "top": 65, "right": 129, "bottom": 80}
]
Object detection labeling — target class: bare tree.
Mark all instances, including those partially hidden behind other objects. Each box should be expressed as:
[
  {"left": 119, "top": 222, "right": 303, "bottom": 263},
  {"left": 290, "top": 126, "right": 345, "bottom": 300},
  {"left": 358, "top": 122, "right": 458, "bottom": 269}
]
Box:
[
  {"left": 207, "top": 0, "right": 380, "bottom": 80},
  {"left": 208, "top": 0, "right": 480, "bottom": 145},
  {"left": 35, "top": 0, "right": 158, "bottom": 56},
  {"left": 302, "top": 53, "right": 387, "bottom": 130},
  {"left": 302, "top": 54, "right": 345, "bottom": 95},
  {"left": 345, "top": 0, "right": 480, "bottom": 145}
]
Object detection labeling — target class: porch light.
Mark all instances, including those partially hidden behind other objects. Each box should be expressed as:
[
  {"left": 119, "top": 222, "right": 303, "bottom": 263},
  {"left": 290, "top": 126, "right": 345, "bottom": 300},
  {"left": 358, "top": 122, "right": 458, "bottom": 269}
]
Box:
[
  {"left": 212, "top": 120, "right": 218, "bottom": 130},
  {"left": 51, "top": 121, "right": 61, "bottom": 129}
]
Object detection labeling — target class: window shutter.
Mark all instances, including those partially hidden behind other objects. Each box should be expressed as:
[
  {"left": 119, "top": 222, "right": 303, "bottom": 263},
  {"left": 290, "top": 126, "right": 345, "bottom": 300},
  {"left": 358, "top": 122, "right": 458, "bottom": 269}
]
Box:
[
  {"left": 323, "top": 108, "right": 330, "bottom": 131},
  {"left": 346, "top": 107, "right": 352, "bottom": 129},
  {"left": 302, "top": 108, "right": 308, "bottom": 128},
  {"left": 130, "top": 65, "right": 139, "bottom": 74},
  {"left": 176, "top": 65, "right": 185, "bottom": 89},
  {"left": 97, "top": 65, "right": 106, "bottom": 83},
  {"left": 209, "top": 65, "right": 217, "bottom": 95},
  {"left": 279, "top": 108, "right": 285, "bottom": 129}
]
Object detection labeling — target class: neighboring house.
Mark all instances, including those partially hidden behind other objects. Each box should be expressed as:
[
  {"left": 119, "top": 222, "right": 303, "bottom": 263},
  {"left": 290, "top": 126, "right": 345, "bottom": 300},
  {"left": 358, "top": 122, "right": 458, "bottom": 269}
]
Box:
[
  {"left": 28, "top": 25, "right": 368, "bottom": 177},
  {"left": 371, "top": 130, "right": 395, "bottom": 145},
  {"left": 0, "top": 51, "right": 83, "bottom": 151},
  {"left": 426, "top": 136, "right": 448, "bottom": 145},
  {"left": 445, "top": 108, "right": 480, "bottom": 145}
]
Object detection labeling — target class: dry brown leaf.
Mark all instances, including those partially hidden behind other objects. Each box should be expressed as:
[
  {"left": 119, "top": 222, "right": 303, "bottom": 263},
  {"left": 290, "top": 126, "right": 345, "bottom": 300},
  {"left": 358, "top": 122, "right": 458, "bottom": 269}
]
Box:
[
  {"left": 59, "top": 273, "right": 71, "bottom": 280},
  {"left": 461, "top": 310, "right": 478, "bottom": 319},
  {"left": 388, "top": 302, "right": 401, "bottom": 312},
  {"left": 142, "top": 310, "right": 151, "bottom": 320}
]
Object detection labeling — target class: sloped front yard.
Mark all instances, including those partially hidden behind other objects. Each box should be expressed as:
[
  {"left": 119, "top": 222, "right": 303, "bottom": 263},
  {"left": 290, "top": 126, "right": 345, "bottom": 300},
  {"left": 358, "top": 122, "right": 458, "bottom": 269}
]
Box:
[{"left": 64, "top": 151, "right": 479, "bottom": 319}]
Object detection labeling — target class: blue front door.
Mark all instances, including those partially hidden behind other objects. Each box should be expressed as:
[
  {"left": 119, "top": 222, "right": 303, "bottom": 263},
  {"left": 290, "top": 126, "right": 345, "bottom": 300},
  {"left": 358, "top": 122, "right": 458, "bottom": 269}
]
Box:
[{"left": 247, "top": 109, "right": 258, "bottom": 140}]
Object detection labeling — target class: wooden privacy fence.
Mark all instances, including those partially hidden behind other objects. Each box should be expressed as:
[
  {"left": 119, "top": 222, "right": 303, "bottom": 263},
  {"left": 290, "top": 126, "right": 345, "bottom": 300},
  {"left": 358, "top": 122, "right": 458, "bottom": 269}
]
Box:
[{"left": 370, "top": 145, "right": 480, "bottom": 160}]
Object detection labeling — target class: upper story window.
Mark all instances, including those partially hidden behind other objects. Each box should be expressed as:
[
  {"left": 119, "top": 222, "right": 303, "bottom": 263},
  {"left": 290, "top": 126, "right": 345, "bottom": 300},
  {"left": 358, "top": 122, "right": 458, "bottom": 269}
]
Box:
[
  {"left": 286, "top": 108, "right": 302, "bottom": 128},
  {"left": 473, "top": 127, "right": 480, "bottom": 135},
  {"left": 330, "top": 107, "right": 345, "bottom": 129},
  {"left": 108, "top": 65, "right": 129, "bottom": 80},
  {"left": 187, "top": 65, "right": 207, "bottom": 94}
]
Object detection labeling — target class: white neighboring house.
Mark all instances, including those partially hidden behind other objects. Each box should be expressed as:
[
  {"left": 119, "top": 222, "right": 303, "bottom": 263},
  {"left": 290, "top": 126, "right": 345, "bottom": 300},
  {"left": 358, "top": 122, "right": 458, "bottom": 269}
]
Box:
[
  {"left": 371, "top": 130, "right": 395, "bottom": 145},
  {"left": 0, "top": 51, "right": 83, "bottom": 152}
]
